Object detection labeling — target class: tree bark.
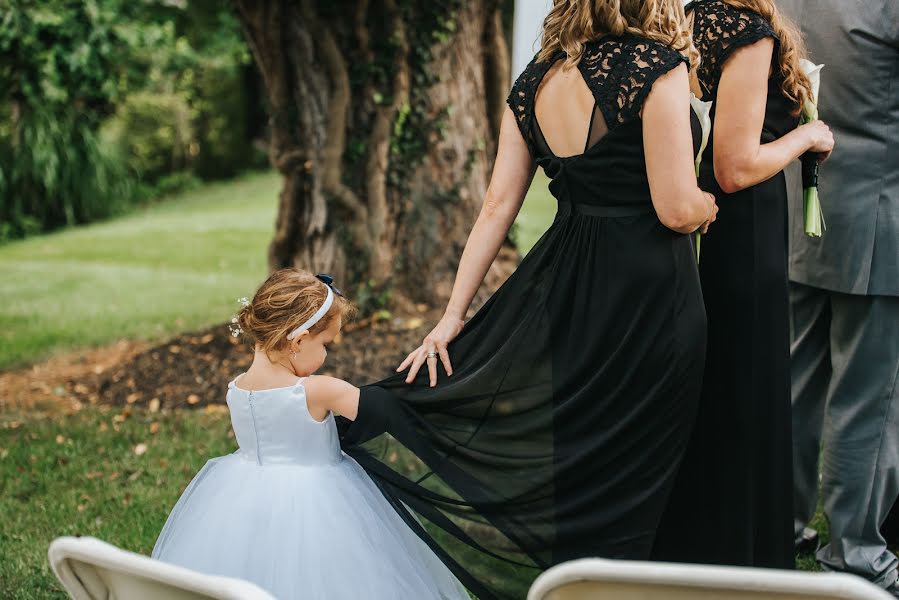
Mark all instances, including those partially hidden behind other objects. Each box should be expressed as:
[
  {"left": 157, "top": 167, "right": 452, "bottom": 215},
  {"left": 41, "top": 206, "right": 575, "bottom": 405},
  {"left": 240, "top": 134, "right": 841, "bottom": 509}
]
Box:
[{"left": 234, "top": 0, "right": 516, "bottom": 311}]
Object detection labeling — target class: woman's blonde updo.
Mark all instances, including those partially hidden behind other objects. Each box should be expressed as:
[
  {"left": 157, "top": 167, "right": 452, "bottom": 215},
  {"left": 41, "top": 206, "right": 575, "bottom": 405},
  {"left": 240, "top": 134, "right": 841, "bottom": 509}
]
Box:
[
  {"left": 236, "top": 269, "right": 356, "bottom": 354},
  {"left": 537, "top": 0, "right": 698, "bottom": 70},
  {"left": 723, "top": 0, "right": 812, "bottom": 113}
]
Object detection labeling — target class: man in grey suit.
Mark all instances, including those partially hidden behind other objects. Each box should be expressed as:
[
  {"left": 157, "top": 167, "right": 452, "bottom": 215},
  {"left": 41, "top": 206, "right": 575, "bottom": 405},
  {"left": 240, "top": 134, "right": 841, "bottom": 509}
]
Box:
[{"left": 778, "top": 0, "right": 899, "bottom": 594}]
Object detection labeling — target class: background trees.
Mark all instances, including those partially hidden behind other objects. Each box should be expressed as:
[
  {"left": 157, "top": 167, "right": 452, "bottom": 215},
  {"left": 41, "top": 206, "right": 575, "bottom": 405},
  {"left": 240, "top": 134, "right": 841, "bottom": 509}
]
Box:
[{"left": 0, "top": 0, "right": 264, "bottom": 241}]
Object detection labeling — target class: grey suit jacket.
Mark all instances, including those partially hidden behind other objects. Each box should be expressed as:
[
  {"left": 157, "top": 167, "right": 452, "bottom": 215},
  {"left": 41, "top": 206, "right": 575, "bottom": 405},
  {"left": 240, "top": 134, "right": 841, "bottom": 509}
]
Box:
[{"left": 778, "top": 0, "right": 898, "bottom": 296}]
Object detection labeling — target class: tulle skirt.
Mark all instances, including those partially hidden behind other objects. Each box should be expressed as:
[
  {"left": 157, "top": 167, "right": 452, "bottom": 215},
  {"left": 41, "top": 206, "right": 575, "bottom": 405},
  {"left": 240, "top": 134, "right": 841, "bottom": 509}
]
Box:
[{"left": 152, "top": 453, "right": 468, "bottom": 600}]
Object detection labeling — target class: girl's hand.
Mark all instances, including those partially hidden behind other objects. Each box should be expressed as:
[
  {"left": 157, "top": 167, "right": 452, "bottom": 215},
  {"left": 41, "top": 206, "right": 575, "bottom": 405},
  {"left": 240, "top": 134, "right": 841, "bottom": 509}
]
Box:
[
  {"left": 801, "top": 120, "right": 834, "bottom": 161},
  {"left": 397, "top": 314, "right": 465, "bottom": 387}
]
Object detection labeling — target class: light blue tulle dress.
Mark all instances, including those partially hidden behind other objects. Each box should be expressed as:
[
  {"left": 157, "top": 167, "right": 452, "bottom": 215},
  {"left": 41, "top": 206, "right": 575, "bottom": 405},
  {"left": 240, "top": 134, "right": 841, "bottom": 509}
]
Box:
[{"left": 152, "top": 376, "right": 468, "bottom": 600}]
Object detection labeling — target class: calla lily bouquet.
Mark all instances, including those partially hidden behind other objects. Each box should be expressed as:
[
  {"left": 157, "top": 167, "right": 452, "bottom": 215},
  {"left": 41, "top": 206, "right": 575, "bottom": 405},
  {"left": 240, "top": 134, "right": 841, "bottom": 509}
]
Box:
[
  {"left": 690, "top": 93, "right": 713, "bottom": 263},
  {"left": 800, "top": 59, "right": 825, "bottom": 237}
]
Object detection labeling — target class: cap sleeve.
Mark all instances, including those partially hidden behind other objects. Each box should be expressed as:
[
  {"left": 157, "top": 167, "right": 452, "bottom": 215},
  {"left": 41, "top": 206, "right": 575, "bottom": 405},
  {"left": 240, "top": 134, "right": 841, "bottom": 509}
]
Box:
[
  {"left": 506, "top": 53, "right": 560, "bottom": 155},
  {"left": 628, "top": 42, "right": 690, "bottom": 121},
  {"left": 693, "top": 1, "right": 779, "bottom": 98}
]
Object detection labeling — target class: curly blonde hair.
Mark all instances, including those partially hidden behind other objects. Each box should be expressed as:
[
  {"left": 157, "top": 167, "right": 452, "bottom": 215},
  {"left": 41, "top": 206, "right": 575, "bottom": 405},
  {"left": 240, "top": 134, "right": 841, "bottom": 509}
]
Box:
[
  {"left": 723, "top": 0, "right": 812, "bottom": 112},
  {"left": 237, "top": 269, "right": 356, "bottom": 354},
  {"left": 537, "top": 0, "right": 698, "bottom": 70}
]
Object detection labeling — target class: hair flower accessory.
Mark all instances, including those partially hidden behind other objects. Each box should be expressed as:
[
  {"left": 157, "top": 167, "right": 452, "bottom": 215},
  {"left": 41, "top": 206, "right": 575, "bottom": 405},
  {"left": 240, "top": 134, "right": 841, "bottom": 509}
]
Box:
[{"left": 229, "top": 297, "right": 250, "bottom": 337}]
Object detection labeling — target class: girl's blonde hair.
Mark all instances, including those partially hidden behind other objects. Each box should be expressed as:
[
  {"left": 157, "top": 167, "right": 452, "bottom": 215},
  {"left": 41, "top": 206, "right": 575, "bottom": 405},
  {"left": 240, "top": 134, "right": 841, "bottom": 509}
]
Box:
[
  {"left": 237, "top": 269, "right": 355, "bottom": 353},
  {"left": 723, "top": 0, "right": 812, "bottom": 112},
  {"left": 537, "top": 0, "right": 698, "bottom": 70}
]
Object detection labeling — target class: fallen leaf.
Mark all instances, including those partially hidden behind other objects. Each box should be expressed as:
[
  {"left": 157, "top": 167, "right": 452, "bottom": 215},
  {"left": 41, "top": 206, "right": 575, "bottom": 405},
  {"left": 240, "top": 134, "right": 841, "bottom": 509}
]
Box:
[
  {"left": 149, "top": 422, "right": 160, "bottom": 434},
  {"left": 200, "top": 334, "right": 214, "bottom": 344},
  {"left": 187, "top": 394, "right": 200, "bottom": 405},
  {"left": 148, "top": 398, "right": 161, "bottom": 413},
  {"left": 85, "top": 471, "right": 103, "bottom": 480},
  {"left": 126, "top": 393, "right": 139, "bottom": 404},
  {"left": 169, "top": 345, "right": 181, "bottom": 354},
  {"left": 404, "top": 317, "right": 424, "bottom": 330},
  {"left": 55, "top": 434, "right": 65, "bottom": 444},
  {"left": 133, "top": 443, "right": 147, "bottom": 456}
]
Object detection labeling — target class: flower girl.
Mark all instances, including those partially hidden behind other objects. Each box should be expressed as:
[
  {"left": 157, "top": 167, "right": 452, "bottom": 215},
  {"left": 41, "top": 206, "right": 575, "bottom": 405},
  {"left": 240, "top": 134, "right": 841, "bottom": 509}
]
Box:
[{"left": 152, "top": 268, "right": 467, "bottom": 600}]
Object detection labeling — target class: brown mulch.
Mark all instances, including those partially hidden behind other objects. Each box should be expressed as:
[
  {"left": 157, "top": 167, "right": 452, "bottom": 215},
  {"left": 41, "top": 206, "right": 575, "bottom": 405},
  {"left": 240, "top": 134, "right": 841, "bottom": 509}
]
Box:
[
  {"left": 60, "top": 307, "right": 441, "bottom": 411},
  {"left": 0, "top": 340, "right": 150, "bottom": 413}
]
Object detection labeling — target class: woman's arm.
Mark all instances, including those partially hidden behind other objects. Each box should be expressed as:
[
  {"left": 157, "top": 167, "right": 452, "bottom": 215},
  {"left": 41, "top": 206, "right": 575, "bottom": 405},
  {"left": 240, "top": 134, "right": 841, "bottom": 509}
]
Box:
[
  {"left": 643, "top": 62, "right": 718, "bottom": 233},
  {"left": 398, "top": 107, "right": 536, "bottom": 386},
  {"left": 713, "top": 38, "right": 834, "bottom": 193}
]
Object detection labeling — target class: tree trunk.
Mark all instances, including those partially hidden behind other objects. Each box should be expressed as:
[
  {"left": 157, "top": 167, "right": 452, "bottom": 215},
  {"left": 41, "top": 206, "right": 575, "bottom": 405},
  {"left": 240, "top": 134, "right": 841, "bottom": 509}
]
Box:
[{"left": 234, "top": 0, "right": 516, "bottom": 312}]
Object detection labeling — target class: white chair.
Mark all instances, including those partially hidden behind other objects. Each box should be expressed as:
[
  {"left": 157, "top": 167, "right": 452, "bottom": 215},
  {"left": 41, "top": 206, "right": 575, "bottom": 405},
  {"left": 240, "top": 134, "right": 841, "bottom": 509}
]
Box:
[
  {"left": 528, "top": 558, "right": 895, "bottom": 600},
  {"left": 48, "top": 536, "right": 277, "bottom": 600}
]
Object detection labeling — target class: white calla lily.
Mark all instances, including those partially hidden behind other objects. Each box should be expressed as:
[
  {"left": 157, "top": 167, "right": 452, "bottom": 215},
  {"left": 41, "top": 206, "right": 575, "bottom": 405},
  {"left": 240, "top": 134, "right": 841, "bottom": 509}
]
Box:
[
  {"left": 690, "top": 93, "right": 713, "bottom": 263},
  {"left": 800, "top": 59, "right": 823, "bottom": 121},
  {"left": 690, "top": 93, "right": 713, "bottom": 177}
]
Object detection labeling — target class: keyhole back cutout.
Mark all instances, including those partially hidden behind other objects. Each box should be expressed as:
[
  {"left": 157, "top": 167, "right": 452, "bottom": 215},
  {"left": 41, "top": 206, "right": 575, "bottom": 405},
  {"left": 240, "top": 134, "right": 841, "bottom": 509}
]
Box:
[{"left": 533, "top": 59, "right": 609, "bottom": 159}]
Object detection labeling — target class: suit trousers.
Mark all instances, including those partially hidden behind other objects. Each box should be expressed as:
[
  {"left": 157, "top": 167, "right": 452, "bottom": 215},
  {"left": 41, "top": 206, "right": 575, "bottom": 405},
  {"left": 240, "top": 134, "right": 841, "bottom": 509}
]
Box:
[{"left": 791, "top": 281, "right": 899, "bottom": 587}]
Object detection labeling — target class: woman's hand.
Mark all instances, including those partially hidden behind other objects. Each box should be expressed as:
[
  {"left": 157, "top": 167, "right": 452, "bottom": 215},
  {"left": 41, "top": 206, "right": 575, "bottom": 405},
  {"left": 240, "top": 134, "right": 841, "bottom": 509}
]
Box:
[
  {"left": 397, "top": 314, "right": 465, "bottom": 387},
  {"left": 698, "top": 192, "right": 718, "bottom": 234},
  {"left": 800, "top": 119, "right": 835, "bottom": 162}
]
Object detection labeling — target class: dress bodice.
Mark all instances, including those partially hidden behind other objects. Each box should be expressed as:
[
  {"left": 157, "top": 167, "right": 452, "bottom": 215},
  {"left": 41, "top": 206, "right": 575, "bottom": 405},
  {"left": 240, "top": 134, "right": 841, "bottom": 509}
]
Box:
[
  {"left": 507, "top": 34, "right": 696, "bottom": 215},
  {"left": 226, "top": 376, "right": 341, "bottom": 466}
]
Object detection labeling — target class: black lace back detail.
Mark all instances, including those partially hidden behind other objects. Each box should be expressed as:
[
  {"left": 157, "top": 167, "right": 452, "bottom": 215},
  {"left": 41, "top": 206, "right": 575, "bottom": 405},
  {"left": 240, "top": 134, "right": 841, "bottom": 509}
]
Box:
[
  {"left": 688, "top": 0, "right": 778, "bottom": 99},
  {"left": 506, "top": 35, "right": 688, "bottom": 158}
]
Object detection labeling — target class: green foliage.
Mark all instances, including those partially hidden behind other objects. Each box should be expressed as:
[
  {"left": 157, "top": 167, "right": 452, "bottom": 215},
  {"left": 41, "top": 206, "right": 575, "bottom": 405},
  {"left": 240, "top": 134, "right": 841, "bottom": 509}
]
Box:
[
  {"left": 0, "top": 0, "right": 259, "bottom": 242},
  {"left": 355, "top": 279, "right": 394, "bottom": 316},
  {"left": 0, "top": 0, "right": 135, "bottom": 238},
  {"left": 103, "top": 92, "right": 193, "bottom": 181}
]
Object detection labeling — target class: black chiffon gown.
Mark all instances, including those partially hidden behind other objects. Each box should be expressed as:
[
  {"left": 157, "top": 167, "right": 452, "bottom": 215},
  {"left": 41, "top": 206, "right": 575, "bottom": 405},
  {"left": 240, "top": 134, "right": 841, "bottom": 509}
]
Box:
[
  {"left": 339, "top": 35, "right": 707, "bottom": 599},
  {"left": 652, "top": 0, "right": 798, "bottom": 569}
]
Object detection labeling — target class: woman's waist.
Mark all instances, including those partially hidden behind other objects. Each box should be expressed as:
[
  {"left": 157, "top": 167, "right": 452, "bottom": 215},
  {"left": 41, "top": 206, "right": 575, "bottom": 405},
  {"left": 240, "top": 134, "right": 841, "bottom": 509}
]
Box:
[{"left": 555, "top": 199, "right": 655, "bottom": 218}]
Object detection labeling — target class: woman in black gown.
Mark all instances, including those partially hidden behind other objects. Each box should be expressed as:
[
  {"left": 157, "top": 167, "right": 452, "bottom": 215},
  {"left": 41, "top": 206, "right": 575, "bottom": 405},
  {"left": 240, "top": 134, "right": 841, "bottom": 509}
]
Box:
[
  {"left": 338, "top": 1, "right": 718, "bottom": 598},
  {"left": 652, "top": 0, "right": 834, "bottom": 569}
]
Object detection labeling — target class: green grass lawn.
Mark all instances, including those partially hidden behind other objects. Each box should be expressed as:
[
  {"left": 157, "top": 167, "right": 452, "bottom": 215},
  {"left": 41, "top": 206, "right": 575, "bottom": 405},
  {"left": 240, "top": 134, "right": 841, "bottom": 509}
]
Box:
[
  {"left": 0, "top": 170, "right": 556, "bottom": 372},
  {"left": 0, "top": 172, "right": 280, "bottom": 371},
  {"left": 0, "top": 406, "right": 237, "bottom": 598}
]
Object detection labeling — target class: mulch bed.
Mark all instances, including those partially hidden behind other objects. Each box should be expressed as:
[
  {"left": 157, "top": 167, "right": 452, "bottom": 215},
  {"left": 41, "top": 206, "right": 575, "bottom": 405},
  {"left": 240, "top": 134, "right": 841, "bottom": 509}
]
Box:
[{"left": 67, "top": 309, "right": 441, "bottom": 411}]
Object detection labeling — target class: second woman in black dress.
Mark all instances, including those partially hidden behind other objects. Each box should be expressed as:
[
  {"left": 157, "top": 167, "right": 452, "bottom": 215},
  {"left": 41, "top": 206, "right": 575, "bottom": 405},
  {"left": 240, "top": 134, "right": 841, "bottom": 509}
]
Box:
[
  {"left": 652, "top": 0, "right": 834, "bottom": 569},
  {"left": 338, "top": 1, "right": 717, "bottom": 598}
]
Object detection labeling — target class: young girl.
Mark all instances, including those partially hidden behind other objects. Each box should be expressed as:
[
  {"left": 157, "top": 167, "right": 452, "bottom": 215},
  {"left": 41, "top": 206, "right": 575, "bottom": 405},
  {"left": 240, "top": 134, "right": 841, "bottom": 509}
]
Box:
[{"left": 152, "top": 268, "right": 467, "bottom": 600}]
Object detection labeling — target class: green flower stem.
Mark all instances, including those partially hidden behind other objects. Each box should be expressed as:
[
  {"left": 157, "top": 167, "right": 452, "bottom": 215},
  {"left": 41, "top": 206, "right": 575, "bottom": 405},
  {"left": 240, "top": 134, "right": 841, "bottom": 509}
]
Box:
[{"left": 804, "top": 186, "right": 823, "bottom": 237}]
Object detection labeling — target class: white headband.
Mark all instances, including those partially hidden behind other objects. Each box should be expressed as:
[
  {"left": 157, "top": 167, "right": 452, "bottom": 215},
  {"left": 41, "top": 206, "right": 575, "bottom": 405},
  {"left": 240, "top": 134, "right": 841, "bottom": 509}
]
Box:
[{"left": 286, "top": 287, "right": 334, "bottom": 340}]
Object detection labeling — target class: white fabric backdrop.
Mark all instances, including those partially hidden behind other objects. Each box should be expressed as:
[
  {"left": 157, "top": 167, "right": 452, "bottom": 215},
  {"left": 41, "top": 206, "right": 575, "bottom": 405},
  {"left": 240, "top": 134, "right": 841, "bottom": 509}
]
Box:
[{"left": 512, "top": 0, "right": 553, "bottom": 83}]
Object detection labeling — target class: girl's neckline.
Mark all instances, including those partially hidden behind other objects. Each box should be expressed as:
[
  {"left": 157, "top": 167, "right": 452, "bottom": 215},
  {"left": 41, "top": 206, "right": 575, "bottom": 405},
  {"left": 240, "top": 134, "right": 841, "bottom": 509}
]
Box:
[{"left": 229, "top": 373, "right": 304, "bottom": 393}]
